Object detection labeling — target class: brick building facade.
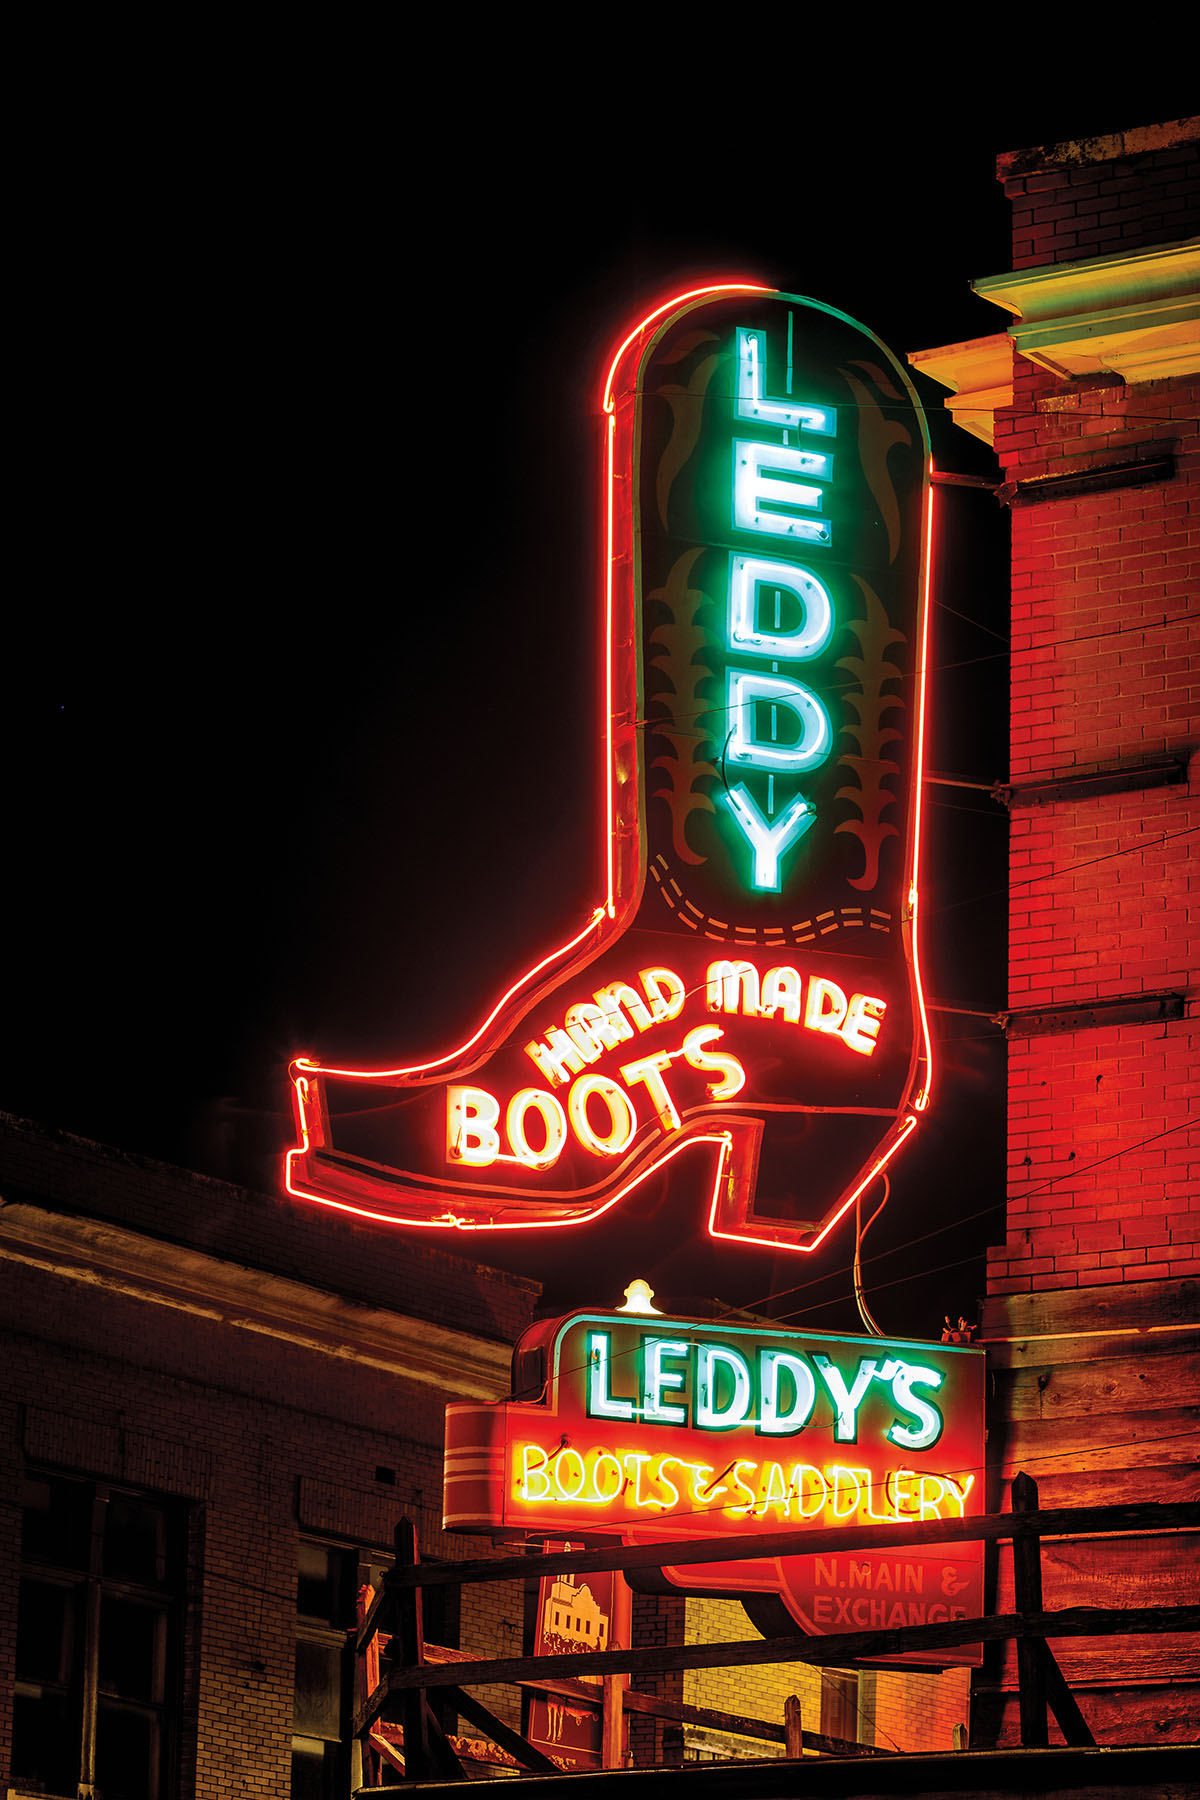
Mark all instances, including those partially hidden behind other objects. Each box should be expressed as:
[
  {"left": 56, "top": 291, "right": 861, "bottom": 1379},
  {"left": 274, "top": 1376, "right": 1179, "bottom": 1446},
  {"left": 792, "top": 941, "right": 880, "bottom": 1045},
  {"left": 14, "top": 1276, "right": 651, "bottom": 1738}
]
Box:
[{"left": 912, "top": 116, "right": 1198, "bottom": 1747}]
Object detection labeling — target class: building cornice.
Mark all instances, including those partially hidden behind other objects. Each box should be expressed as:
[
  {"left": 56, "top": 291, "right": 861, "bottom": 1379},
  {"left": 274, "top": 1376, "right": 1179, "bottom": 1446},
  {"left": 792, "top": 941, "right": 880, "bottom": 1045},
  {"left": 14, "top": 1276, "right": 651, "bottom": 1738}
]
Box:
[
  {"left": 907, "top": 334, "right": 1013, "bottom": 446},
  {"left": 0, "top": 1200, "right": 514, "bottom": 1401},
  {"left": 973, "top": 238, "right": 1200, "bottom": 382}
]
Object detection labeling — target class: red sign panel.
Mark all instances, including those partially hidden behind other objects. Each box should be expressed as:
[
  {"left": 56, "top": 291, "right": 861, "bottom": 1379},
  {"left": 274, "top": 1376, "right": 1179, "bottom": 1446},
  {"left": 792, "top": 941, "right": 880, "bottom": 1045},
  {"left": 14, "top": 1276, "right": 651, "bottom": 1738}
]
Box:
[
  {"left": 286, "top": 284, "right": 936, "bottom": 1253},
  {"left": 525, "top": 1546, "right": 631, "bottom": 1770},
  {"left": 445, "top": 1306, "right": 985, "bottom": 1667}
]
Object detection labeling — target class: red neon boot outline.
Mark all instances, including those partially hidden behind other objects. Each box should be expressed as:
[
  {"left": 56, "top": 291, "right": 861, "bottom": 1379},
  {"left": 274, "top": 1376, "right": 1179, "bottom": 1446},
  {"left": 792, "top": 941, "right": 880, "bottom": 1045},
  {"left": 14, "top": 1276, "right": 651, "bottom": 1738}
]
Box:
[{"left": 286, "top": 281, "right": 935, "bottom": 1251}]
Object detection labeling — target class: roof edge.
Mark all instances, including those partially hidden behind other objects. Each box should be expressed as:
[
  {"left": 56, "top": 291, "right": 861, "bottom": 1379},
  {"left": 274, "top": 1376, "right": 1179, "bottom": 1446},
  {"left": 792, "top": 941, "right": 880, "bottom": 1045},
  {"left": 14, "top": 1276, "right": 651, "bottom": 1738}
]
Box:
[{"left": 998, "top": 117, "right": 1199, "bottom": 179}]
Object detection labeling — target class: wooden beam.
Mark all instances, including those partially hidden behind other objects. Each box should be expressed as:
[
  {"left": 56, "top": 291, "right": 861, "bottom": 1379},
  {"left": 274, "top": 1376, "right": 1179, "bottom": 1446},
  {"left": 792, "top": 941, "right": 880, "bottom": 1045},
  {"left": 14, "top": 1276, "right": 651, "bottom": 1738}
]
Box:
[
  {"left": 1012, "top": 1473, "right": 1048, "bottom": 1748},
  {"left": 387, "top": 1501, "right": 1200, "bottom": 1590},
  {"left": 442, "top": 1684, "right": 560, "bottom": 1776},
  {"left": 388, "top": 1605, "right": 1199, "bottom": 1691},
  {"left": 1037, "top": 1639, "right": 1095, "bottom": 1747}
]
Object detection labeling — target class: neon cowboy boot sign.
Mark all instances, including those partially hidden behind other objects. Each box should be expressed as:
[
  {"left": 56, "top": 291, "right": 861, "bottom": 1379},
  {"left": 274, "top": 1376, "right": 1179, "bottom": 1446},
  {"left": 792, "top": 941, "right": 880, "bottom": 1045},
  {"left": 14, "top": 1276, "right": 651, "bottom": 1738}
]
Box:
[{"left": 286, "top": 284, "right": 937, "bottom": 1254}]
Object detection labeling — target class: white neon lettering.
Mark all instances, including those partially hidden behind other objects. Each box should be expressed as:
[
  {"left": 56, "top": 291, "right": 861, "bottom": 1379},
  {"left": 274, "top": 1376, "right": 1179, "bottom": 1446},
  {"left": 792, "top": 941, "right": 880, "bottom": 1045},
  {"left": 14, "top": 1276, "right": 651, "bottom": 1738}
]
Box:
[
  {"left": 505, "top": 1088, "right": 567, "bottom": 1170},
  {"left": 734, "top": 440, "right": 831, "bottom": 544},
  {"left": 758, "top": 1349, "right": 817, "bottom": 1435},
  {"left": 639, "top": 967, "right": 685, "bottom": 1023},
  {"left": 724, "top": 785, "right": 816, "bottom": 892},
  {"left": 759, "top": 965, "right": 803, "bottom": 1023},
  {"left": 619, "top": 1052, "right": 680, "bottom": 1133},
  {"left": 706, "top": 959, "right": 760, "bottom": 1015},
  {"left": 587, "top": 1330, "right": 636, "bottom": 1423},
  {"left": 727, "top": 671, "right": 832, "bottom": 774},
  {"left": 806, "top": 976, "right": 848, "bottom": 1036},
  {"left": 446, "top": 1087, "right": 500, "bottom": 1166},
  {"left": 878, "top": 1357, "right": 945, "bottom": 1451},
  {"left": 728, "top": 554, "right": 834, "bottom": 660},
  {"left": 682, "top": 1026, "right": 745, "bottom": 1099},
  {"left": 735, "top": 328, "right": 836, "bottom": 436},
  {"left": 842, "top": 992, "right": 887, "bottom": 1056},
  {"left": 566, "top": 1000, "right": 627, "bottom": 1057},
  {"left": 813, "top": 1355, "right": 880, "bottom": 1442},
  {"left": 568, "top": 1074, "right": 637, "bottom": 1157},
  {"left": 592, "top": 983, "right": 644, "bottom": 1038},
  {"left": 643, "top": 1340, "right": 690, "bottom": 1424},
  {"left": 524, "top": 1027, "right": 585, "bottom": 1087},
  {"left": 696, "top": 1344, "right": 752, "bottom": 1430}
]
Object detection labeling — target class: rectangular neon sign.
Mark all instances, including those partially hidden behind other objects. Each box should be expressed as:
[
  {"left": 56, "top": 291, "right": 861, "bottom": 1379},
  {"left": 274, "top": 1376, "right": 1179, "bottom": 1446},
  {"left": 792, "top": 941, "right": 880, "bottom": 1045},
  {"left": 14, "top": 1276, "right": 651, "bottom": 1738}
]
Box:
[{"left": 445, "top": 1306, "right": 985, "bottom": 1663}]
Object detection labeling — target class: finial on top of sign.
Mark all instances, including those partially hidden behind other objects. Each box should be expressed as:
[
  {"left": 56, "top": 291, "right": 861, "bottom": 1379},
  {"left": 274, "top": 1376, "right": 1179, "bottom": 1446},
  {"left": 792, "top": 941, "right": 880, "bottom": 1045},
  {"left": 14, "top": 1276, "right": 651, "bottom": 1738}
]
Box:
[{"left": 617, "top": 1278, "right": 661, "bottom": 1316}]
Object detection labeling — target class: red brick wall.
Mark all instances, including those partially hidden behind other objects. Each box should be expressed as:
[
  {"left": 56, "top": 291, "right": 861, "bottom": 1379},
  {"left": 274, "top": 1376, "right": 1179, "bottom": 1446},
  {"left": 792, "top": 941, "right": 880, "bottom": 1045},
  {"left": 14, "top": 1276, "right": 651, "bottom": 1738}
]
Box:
[
  {"left": 986, "top": 362, "right": 1198, "bottom": 1298},
  {"left": 1004, "top": 139, "right": 1198, "bottom": 269}
]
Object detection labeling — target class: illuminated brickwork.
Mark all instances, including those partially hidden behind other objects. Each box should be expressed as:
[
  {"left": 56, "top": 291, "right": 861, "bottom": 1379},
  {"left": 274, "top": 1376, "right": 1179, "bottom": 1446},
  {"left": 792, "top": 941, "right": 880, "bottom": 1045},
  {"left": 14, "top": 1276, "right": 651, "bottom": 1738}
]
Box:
[
  {"left": 975, "top": 119, "right": 1199, "bottom": 1748},
  {"left": 986, "top": 126, "right": 1199, "bottom": 1298},
  {"left": 683, "top": 1597, "right": 970, "bottom": 1754}
]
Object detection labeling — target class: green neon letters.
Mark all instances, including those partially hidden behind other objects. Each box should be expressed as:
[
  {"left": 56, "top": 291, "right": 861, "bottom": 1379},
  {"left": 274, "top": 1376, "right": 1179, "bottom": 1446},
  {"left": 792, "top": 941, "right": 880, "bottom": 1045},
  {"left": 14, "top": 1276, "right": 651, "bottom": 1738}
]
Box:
[
  {"left": 724, "top": 322, "right": 837, "bottom": 892},
  {"left": 583, "top": 1331, "right": 945, "bottom": 1447}
]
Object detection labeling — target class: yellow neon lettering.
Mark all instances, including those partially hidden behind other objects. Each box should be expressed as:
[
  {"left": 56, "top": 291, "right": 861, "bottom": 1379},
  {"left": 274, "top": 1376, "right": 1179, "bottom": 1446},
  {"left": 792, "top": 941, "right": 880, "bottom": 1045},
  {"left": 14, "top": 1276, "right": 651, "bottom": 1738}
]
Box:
[
  {"left": 943, "top": 1473, "right": 975, "bottom": 1516},
  {"left": 790, "top": 1464, "right": 828, "bottom": 1519},
  {"left": 446, "top": 1087, "right": 500, "bottom": 1166},
  {"left": 842, "top": 992, "right": 887, "bottom": 1056},
  {"left": 760, "top": 964, "right": 803, "bottom": 1022},
  {"left": 592, "top": 1451, "right": 624, "bottom": 1502},
  {"left": 805, "top": 976, "right": 848, "bottom": 1035},
  {"left": 830, "top": 1466, "right": 863, "bottom": 1520},
  {"left": 623, "top": 1452, "right": 654, "bottom": 1508},
  {"left": 568, "top": 1074, "right": 637, "bottom": 1156},
  {"left": 682, "top": 1026, "right": 745, "bottom": 1099},
  {"left": 654, "top": 1457, "right": 682, "bottom": 1512},
  {"left": 887, "top": 1469, "right": 919, "bottom": 1516},
  {"left": 520, "top": 1444, "right": 551, "bottom": 1502},
  {"left": 706, "top": 959, "right": 760, "bottom": 1015},
  {"left": 758, "top": 1460, "right": 789, "bottom": 1517},
  {"left": 918, "top": 1474, "right": 946, "bottom": 1519},
  {"left": 620, "top": 1052, "right": 681, "bottom": 1132},
  {"left": 684, "top": 1461, "right": 717, "bottom": 1505},
  {"left": 861, "top": 1468, "right": 895, "bottom": 1523},
  {"left": 505, "top": 1088, "right": 567, "bottom": 1169},
  {"left": 524, "top": 1027, "right": 586, "bottom": 1087},
  {"left": 729, "top": 1459, "right": 758, "bottom": 1514},
  {"left": 639, "top": 967, "right": 685, "bottom": 1023},
  {"left": 554, "top": 1447, "right": 586, "bottom": 1502},
  {"left": 595, "top": 981, "right": 652, "bottom": 1035}
]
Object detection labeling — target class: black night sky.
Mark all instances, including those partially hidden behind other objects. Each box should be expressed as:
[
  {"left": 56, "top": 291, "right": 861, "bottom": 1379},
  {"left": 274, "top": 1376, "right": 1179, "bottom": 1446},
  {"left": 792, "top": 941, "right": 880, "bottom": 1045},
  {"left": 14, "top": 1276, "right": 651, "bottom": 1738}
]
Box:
[{"left": 9, "top": 79, "right": 1190, "bottom": 1336}]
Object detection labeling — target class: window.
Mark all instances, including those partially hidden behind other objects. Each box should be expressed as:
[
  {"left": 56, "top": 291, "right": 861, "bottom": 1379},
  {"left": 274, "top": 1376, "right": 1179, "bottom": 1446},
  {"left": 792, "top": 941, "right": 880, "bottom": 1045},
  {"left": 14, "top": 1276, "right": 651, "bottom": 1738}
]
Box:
[
  {"left": 292, "top": 1537, "right": 460, "bottom": 1798},
  {"left": 12, "top": 1472, "right": 186, "bottom": 1800},
  {"left": 819, "top": 1668, "right": 860, "bottom": 1746}
]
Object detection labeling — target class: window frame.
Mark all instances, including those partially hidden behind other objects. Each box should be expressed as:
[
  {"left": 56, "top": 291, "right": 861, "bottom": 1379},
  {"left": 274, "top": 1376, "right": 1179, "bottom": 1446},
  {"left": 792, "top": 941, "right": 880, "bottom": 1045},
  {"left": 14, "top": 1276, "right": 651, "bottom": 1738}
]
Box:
[{"left": 13, "top": 1470, "right": 186, "bottom": 1800}]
